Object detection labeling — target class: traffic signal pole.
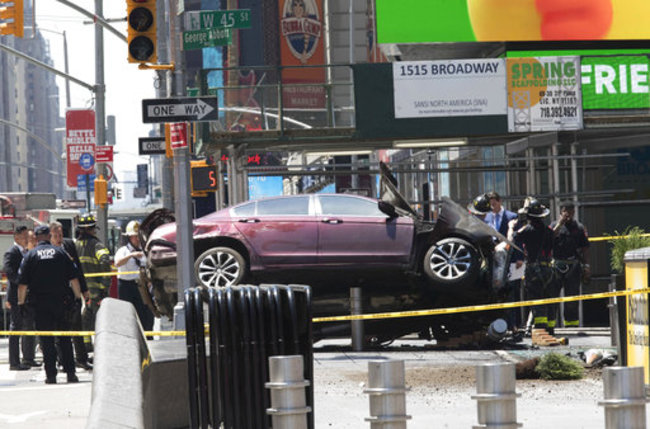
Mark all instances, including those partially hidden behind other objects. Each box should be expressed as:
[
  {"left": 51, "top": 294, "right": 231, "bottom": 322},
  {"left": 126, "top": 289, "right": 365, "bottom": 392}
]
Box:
[
  {"left": 94, "top": 0, "right": 108, "bottom": 245},
  {"left": 170, "top": 0, "right": 194, "bottom": 330}
]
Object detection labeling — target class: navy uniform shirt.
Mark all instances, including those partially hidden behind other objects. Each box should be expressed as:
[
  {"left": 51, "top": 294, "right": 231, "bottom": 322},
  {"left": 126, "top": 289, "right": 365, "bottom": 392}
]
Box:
[
  {"left": 513, "top": 220, "right": 554, "bottom": 264},
  {"left": 550, "top": 220, "right": 589, "bottom": 260},
  {"left": 17, "top": 240, "right": 79, "bottom": 305}
]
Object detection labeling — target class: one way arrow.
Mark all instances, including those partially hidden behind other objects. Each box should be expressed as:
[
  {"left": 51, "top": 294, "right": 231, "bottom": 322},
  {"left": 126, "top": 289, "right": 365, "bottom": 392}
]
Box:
[
  {"left": 142, "top": 96, "right": 219, "bottom": 123},
  {"left": 147, "top": 99, "right": 215, "bottom": 120}
]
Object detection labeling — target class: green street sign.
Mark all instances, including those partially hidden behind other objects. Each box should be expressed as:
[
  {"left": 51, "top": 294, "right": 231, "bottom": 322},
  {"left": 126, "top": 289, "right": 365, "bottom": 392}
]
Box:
[
  {"left": 184, "top": 9, "right": 251, "bottom": 31},
  {"left": 582, "top": 56, "right": 650, "bottom": 110},
  {"left": 182, "top": 28, "right": 232, "bottom": 50},
  {"left": 187, "top": 87, "right": 218, "bottom": 97}
]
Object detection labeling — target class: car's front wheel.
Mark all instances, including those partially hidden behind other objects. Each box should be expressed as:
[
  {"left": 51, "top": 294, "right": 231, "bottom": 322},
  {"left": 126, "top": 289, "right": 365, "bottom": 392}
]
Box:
[
  {"left": 423, "top": 237, "right": 480, "bottom": 287},
  {"left": 194, "top": 247, "right": 247, "bottom": 287}
]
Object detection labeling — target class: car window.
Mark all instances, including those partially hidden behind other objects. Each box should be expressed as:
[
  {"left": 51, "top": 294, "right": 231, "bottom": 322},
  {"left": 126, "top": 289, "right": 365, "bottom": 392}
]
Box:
[
  {"left": 257, "top": 196, "right": 310, "bottom": 216},
  {"left": 319, "top": 196, "right": 384, "bottom": 216},
  {"left": 231, "top": 201, "right": 256, "bottom": 216}
]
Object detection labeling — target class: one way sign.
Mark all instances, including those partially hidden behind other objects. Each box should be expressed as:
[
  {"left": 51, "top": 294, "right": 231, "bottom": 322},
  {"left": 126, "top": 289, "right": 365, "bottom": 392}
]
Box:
[{"left": 142, "top": 97, "right": 218, "bottom": 123}]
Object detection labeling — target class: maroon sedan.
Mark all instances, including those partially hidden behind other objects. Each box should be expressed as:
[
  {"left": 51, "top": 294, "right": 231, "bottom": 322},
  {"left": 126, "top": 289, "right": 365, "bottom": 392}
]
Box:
[{"left": 142, "top": 163, "right": 510, "bottom": 326}]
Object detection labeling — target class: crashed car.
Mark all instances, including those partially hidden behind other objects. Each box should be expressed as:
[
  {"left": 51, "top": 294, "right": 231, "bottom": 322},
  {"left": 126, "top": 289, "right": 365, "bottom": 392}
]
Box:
[{"left": 141, "top": 162, "right": 513, "bottom": 342}]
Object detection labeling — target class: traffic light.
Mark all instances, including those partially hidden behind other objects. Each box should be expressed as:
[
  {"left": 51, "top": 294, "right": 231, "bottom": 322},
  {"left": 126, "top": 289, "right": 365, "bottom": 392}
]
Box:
[
  {"left": 126, "top": 0, "right": 157, "bottom": 63},
  {"left": 94, "top": 175, "right": 108, "bottom": 206},
  {"left": 190, "top": 160, "right": 218, "bottom": 196},
  {"left": 0, "top": 0, "right": 23, "bottom": 38}
]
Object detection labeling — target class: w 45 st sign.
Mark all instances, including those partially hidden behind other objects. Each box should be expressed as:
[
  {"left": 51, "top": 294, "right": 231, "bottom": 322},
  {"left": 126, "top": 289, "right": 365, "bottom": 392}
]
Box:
[{"left": 142, "top": 97, "right": 218, "bottom": 123}]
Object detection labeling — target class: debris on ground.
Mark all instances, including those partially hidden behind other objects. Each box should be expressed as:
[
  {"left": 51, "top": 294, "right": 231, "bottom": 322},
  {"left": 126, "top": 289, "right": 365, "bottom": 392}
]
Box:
[
  {"left": 536, "top": 352, "right": 584, "bottom": 380},
  {"left": 515, "top": 357, "right": 541, "bottom": 379},
  {"left": 577, "top": 349, "right": 618, "bottom": 368},
  {"left": 516, "top": 353, "right": 585, "bottom": 380}
]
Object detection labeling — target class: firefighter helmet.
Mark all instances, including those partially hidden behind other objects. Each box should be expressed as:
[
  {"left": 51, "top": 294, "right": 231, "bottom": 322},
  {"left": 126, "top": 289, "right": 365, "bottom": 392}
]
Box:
[
  {"left": 78, "top": 213, "right": 97, "bottom": 228},
  {"left": 124, "top": 220, "right": 140, "bottom": 236},
  {"left": 525, "top": 198, "right": 550, "bottom": 218},
  {"left": 467, "top": 194, "right": 491, "bottom": 215}
]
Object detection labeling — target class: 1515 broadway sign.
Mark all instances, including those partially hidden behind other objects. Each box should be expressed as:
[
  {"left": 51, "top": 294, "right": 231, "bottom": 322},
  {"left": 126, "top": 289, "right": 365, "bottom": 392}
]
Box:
[
  {"left": 582, "top": 56, "right": 650, "bottom": 110},
  {"left": 393, "top": 59, "right": 506, "bottom": 119}
]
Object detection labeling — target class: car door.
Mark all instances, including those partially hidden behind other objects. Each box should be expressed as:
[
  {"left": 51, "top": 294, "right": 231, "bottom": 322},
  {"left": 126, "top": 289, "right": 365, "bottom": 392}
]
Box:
[
  {"left": 232, "top": 195, "right": 318, "bottom": 266},
  {"left": 316, "top": 195, "right": 414, "bottom": 266}
]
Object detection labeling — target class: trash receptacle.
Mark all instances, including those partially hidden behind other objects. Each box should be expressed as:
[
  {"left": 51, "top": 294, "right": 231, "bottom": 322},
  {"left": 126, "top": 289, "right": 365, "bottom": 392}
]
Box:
[{"left": 623, "top": 247, "right": 650, "bottom": 386}]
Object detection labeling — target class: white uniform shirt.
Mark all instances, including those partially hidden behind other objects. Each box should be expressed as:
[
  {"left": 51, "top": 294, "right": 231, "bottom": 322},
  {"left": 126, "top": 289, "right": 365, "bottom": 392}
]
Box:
[{"left": 115, "top": 242, "right": 145, "bottom": 281}]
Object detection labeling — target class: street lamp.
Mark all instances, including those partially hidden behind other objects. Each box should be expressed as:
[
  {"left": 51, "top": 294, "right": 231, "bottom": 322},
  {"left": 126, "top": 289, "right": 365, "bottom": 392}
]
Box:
[{"left": 35, "top": 27, "right": 71, "bottom": 108}]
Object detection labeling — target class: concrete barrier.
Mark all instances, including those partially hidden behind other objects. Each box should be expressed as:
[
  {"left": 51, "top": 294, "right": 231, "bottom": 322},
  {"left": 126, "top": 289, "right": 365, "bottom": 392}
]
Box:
[{"left": 86, "top": 298, "right": 189, "bottom": 429}]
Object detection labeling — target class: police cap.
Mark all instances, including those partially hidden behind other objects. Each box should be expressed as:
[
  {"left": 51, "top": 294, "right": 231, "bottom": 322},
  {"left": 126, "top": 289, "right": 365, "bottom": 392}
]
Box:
[{"left": 34, "top": 225, "right": 50, "bottom": 236}]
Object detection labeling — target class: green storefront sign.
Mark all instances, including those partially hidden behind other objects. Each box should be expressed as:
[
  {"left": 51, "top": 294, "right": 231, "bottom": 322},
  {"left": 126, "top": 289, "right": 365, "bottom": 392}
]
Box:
[{"left": 582, "top": 56, "right": 650, "bottom": 109}]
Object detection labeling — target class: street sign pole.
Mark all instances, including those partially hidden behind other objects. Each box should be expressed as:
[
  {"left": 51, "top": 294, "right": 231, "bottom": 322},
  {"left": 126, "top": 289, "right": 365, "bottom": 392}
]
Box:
[
  {"left": 95, "top": 0, "right": 108, "bottom": 245},
  {"left": 171, "top": 0, "right": 194, "bottom": 331}
]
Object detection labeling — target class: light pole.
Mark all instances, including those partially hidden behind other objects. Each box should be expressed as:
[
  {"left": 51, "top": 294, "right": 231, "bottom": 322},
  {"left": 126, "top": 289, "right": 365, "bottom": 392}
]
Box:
[{"left": 35, "top": 28, "right": 71, "bottom": 109}]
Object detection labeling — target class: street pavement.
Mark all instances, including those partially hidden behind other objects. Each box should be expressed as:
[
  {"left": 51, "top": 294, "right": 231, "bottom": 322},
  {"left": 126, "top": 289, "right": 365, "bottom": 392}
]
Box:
[{"left": 0, "top": 327, "right": 638, "bottom": 428}]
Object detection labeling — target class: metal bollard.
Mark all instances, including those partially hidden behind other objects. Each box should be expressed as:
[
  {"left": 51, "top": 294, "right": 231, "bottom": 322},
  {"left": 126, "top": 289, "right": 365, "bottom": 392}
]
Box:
[
  {"left": 351, "top": 287, "right": 364, "bottom": 351},
  {"left": 265, "top": 355, "right": 312, "bottom": 429},
  {"left": 471, "top": 363, "right": 522, "bottom": 429},
  {"left": 599, "top": 366, "right": 649, "bottom": 429},
  {"left": 364, "top": 360, "right": 411, "bottom": 428}
]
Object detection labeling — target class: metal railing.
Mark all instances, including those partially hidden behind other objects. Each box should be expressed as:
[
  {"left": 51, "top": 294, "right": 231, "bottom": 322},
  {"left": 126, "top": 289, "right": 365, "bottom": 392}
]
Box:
[{"left": 184, "top": 284, "right": 314, "bottom": 429}]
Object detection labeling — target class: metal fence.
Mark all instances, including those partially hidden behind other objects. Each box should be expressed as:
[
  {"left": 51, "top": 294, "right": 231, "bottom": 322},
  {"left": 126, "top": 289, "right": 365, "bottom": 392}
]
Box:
[{"left": 184, "top": 284, "right": 314, "bottom": 429}]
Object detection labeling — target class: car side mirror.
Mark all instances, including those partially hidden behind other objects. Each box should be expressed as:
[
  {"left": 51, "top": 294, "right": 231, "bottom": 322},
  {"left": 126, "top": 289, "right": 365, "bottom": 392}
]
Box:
[{"left": 378, "top": 201, "right": 398, "bottom": 218}]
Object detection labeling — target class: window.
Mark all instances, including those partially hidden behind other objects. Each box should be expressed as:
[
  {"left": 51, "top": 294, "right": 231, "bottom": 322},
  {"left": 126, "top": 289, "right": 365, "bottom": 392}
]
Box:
[
  {"left": 231, "top": 201, "right": 255, "bottom": 216},
  {"left": 319, "top": 196, "right": 383, "bottom": 216},
  {"left": 257, "top": 197, "right": 309, "bottom": 216}
]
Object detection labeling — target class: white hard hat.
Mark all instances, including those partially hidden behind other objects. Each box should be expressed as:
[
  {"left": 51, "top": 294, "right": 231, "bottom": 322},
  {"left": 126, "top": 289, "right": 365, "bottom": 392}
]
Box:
[{"left": 124, "top": 220, "right": 140, "bottom": 236}]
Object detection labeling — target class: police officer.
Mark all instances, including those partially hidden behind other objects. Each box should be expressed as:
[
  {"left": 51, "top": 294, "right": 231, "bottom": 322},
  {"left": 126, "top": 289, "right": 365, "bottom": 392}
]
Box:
[
  {"left": 49, "top": 221, "right": 92, "bottom": 370},
  {"left": 467, "top": 194, "right": 491, "bottom": 220},
  {"left": 17, "top": 225, "right": 82, "bottom": 384},
  {"left": 75, "top": 214, "right": 111, "bottom": 354},
  {"left": 512, "top": 198, "right": 556, "bottom": 335},
  {"left": 551, "top": 201, "right": 590, "bottom": 328}
]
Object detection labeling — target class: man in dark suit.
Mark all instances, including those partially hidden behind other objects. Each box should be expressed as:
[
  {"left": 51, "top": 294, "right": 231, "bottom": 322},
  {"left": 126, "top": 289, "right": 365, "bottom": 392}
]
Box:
[
  {"left": 485, "top": 192, "right": 518, "bottom": 237},
  {"left": 485, "top": 192, "right": 522, "bottom": 331},
  {"left": 3, "top": 226, "right": 39, "bottom": 370}
]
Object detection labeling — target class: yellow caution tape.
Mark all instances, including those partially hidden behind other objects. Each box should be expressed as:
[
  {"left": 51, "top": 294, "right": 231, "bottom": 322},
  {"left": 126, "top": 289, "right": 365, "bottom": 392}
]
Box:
[
  {"left": 589, "top": 233, "right": 650, "bottom": 243},
  {"left": 84, "top": 271, "right": 139, "bottom": 278},
  {"left": 311, "top": 287, "right": 650, "bottom": 323},
  {"left": 1, "top": 287, "right": 648, "bottom": 335}
]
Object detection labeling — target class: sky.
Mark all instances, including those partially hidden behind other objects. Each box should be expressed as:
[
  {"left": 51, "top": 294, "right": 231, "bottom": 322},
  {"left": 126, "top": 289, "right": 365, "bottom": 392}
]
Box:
[{"left": 34, "top": 0, "right": 157, "bottom": 185}]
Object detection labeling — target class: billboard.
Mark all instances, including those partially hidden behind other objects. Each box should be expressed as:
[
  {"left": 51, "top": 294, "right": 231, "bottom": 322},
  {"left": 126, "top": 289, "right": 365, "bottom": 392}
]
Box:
[
  {"left": 507, "top": 56, "right": 582, "bottom": 132},
  {"left": 393, "top": 59, "right": 506, "bottom": 119},
  {"left": 65, "top": 109, "right": 96, "bottom": 187},
  {"left": 582, "top": 56, "right": 650, "bottom": 110},
  {"left": 376, "top": 0, "right": 650, "bottom": 44},
  {"left": 278, "top": 0, "right": 326, "bottom": 108}
]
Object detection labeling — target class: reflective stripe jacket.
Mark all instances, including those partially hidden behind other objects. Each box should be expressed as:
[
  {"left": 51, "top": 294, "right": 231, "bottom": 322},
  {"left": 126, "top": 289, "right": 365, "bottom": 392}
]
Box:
[{"left": 75, "top": 233, "right": 112, "bottom": 290}]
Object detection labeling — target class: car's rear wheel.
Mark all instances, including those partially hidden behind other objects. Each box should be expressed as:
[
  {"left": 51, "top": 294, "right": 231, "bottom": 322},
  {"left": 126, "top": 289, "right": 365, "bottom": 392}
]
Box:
[
  {"left": 423, "top": 237, "right": 480, "bottom": 287},
  {"left": 194, "top": 247, "right": 246, "bottom": 287}
]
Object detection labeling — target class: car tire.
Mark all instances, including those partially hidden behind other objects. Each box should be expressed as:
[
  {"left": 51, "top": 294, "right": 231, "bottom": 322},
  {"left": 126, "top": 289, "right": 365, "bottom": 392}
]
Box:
[
  {"left": 194, "top": 247, "right": 247, "bottom": 288},
  {"left": 423, "top": 237, "right": 480, "bottom": 287}
]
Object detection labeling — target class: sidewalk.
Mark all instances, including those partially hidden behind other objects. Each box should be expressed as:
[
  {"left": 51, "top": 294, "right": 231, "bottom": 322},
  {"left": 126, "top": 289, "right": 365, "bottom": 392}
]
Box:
[{"left": 0, "top": 338, "right": 92, "bottom": 428}]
